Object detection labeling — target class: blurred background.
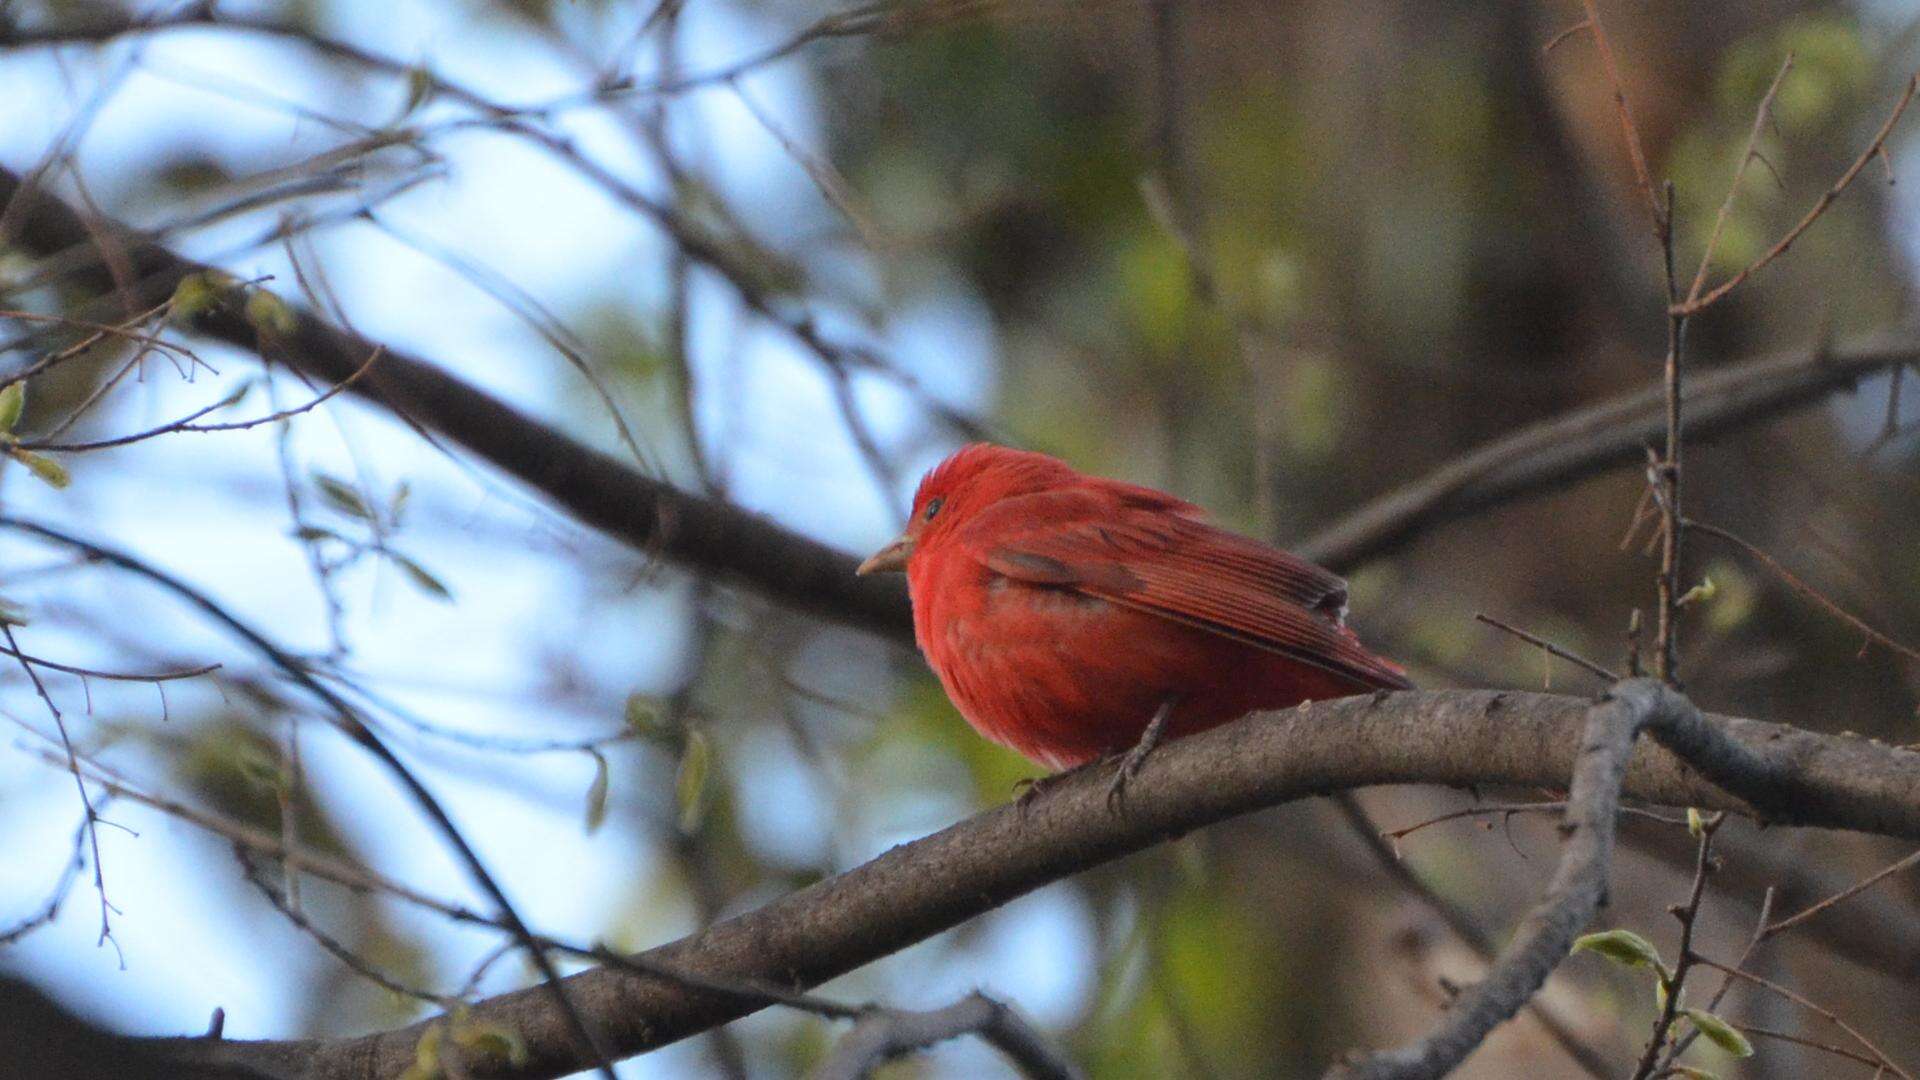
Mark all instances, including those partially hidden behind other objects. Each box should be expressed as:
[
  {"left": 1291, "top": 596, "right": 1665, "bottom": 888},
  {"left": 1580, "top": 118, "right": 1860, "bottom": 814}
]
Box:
[{"left": 2, "top": 0, "right": 1919, "bottom": 1075}]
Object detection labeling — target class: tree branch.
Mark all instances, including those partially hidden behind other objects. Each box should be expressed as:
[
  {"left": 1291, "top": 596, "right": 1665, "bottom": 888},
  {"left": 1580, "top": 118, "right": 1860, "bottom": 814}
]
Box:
[
  {"left": 135, "top": 686, "right": 1920, "bottom": 1079},
  {"left": 1294, "top": 333, "right": 1918, "bottom": 571}
]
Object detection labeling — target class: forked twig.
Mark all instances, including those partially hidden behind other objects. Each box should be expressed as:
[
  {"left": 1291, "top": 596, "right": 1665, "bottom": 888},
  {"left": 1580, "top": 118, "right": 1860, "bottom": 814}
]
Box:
[
  {"left": 1684, "top": 53, "right": 1795, "bottom": 306},
  {"left": 1678, "top": 73, "right": 1920, "bottom": 316}
]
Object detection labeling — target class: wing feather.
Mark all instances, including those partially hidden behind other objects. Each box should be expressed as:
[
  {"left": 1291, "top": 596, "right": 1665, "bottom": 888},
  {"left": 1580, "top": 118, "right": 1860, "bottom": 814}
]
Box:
[{"left": 958, "top": 488, "right": 1410, "bottom": 690}]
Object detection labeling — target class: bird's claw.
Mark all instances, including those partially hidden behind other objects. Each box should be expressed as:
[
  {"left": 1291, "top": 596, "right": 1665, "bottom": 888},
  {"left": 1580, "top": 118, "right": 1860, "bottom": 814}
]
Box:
[
  {"left": 1105, "top": 748, "right": 1147, "bottom": 812},
  {"left": 1106, "top": 696, "right": 1176, "bottom": 813}
]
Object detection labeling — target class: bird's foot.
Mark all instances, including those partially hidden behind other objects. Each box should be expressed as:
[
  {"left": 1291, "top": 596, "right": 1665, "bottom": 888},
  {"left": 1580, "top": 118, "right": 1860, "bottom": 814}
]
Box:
[
  {"left": 1105, "top": 695, "right": 1179, "bottom": 814},
  {"left": 1104, "top": 746, "right": 1148, "bottom": 812}
]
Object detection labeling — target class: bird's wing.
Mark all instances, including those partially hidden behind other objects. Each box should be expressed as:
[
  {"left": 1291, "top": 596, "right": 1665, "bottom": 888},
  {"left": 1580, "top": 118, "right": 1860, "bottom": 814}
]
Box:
[{"left": 956, "top": 488, "right": 1410, "bottom": 690}]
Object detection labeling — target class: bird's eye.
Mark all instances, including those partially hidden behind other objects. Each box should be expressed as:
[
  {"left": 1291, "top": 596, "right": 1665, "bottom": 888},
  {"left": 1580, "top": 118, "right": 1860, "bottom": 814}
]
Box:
[{"left": 923, "top": 497, "right": 944, "bottom": 522}]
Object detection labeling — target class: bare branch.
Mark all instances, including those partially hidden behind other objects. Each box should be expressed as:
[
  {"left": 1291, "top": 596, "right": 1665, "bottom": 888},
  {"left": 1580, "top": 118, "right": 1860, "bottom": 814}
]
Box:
[
  {"left": 15, "top": 346, "right": 384, "bottom": 453},
  {"left": 2, "top": 622, "right": 120, "bottom": 960},
  {"left": 1685, "top": 517, "right": 1920, "bottom": 664},
  {"left": 0, "top": 645, "right": 218, "bottom": 684},
  {"left": 1295, "top": 332, "right": 1920, "bottom": 573},
  {"left": 1763, "top": 847, "right": 1920, "bottom": 941},
  {"left": 1569, "top": 0, "right": 1664, "bottom": 232},
  {"left": 1474, "top": 612, "right": 1620, "bottom": 683},
  {"left": 1690, "top": 957, "right": 1915, "bottom": 1079},
  {"left": 1330, "top": 793, "right": 1616, "bottom": 1078},
  {"left": 7, "top": 162, "right": 1919, "bottom": 650},
  {"left": 1683, "top": 53, "right": 1794, "bottom": 306}
]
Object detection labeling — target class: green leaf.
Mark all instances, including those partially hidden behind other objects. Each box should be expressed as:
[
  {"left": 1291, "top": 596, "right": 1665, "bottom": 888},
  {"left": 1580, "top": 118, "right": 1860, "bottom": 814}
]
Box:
[
  {"left": 391, "top": 552, "right": 453, "bottom": 601},
  {"left": 313, "top": 473, "right": 372, "bottom": 519},
  {"left": 1687, "top": 807, "right": 1705, "bottom": 838},
  {"left": 10, "top": 448, "right": 69, "bottom": 489},
  {"left": 1676, "top": 577, "right": 1717, "bottom": 608},
  {"left": 1683, "top": 1009, "right": 1754, "bottom": 1058},
  {"left": 675, "top": 728, "right": 711, "bottom": 834},
  {"left": 292, "top": 525, "right": 342, "bottom": 544},
  {"left": 584, "top": 748, "right": 610, "bottom": 834},
  {"left": 1571, "top": 928, "right": 1663, "bottom": 970},
  {"left": 0, "top": 382, "right": 23, "bottom": 433}
]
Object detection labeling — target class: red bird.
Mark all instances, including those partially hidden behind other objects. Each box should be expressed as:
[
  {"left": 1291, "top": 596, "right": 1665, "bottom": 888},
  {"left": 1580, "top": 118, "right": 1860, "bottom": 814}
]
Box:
[{"left": 858, "top": 444, "right": 1410, "bottom": 799}]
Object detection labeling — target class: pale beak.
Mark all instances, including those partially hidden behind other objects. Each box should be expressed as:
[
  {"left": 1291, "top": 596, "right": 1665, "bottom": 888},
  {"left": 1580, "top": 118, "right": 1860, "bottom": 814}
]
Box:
[{"left": 856, "top": 534, "right": 914, "bottom": 576}]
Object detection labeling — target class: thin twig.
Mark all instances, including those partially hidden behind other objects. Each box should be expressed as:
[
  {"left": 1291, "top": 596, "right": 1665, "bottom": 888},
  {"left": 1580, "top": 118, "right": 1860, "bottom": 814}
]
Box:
[
  {"left": 236, "top": 847, "right": 450, "bottom": 1005},
  {"left": 1572, "top": 0, "right": 1665, "bottom": 232},
  {"left": 0, "top": 814, "right": 92, "bottom": 945},
  {"left": 1, "top": 622, "right": 120, "bottom": 961},
  {"left": 1763, "top": 848, "right": 1920, "bottom": 939},
  {"left": 1331, "top": 793, "right": 1616, "bottom": 1079},
  {"left": 1685, "top": 517, "right": 1920, "bottom": 663},
  {"left": 16, "top": 346, "right": 384, "bottom": 452},
  {"left": 0, "top": 645, "right": 218, "bottom": 683},
  {"left": 1656, "top": 181, "right": 1688, "bottom": 686},
  {"left": 1381, "top": 800, "right": 1688, "bottom": 846},
  {"left": 1740, "top": 1022, "right": 1897, "bottom": 1072},
  {"left": 1689, "top": 957, "right": 1914, "bottom": 1080},
  {"left": 7, "top": 731, "right": 873, "bottom": 1025},
  {"left": 1683, "top": 53, "right": 1795, "bottom": 306},
  {"left": 1656, "top": 886, "right": 1773, "bottom": 1072},
  {"left": 1331, "top": 681, "right": 1687, "bottom": 1079},
  {"left": 1475, "top": 612, "right": 1621, "bottom": 682}
]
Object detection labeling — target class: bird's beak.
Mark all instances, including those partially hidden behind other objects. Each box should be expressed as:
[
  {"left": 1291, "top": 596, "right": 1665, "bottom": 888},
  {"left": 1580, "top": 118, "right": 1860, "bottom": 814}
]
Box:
[{"left": 856, "top": 534, "right": 914, "bottom": 576}]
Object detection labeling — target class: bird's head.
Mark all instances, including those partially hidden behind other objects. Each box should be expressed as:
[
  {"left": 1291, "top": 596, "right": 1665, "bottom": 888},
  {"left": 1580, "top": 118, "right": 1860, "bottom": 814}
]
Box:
[{"left": 856, "top": 443, "right": 1076, "bottom": 575}]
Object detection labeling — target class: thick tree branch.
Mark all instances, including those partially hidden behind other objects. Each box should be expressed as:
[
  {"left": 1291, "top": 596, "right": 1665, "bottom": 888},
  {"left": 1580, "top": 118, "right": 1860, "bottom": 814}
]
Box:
[{"left": 136, "top": 687, "right": 1920, "bottom": 1079}]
